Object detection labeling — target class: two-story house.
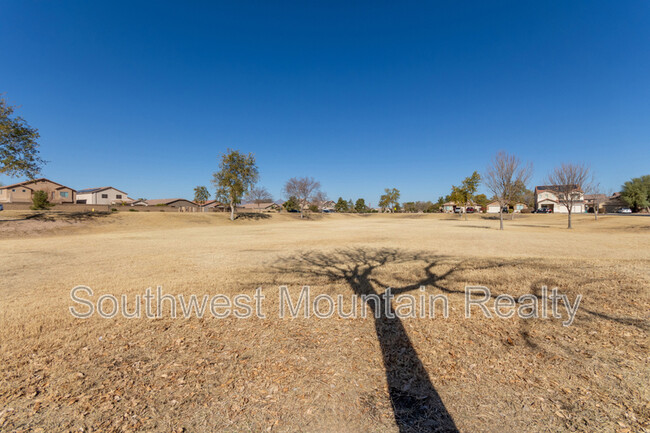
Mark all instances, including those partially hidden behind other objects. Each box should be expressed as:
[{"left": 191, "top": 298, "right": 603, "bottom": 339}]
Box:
[
  {"left": 534, "top": 185, "right": 585, "bottom": 213},
  {"left": 0, "top": 178, "right": 76, "bottom": 204},
  {"left": 76, "top": 187, "right": 132, "bottom": 205}
]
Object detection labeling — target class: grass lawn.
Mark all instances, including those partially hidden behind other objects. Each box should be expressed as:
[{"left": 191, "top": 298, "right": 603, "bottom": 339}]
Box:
[{"left": 0, "top": 211, "right": 648, "bottom": 432}]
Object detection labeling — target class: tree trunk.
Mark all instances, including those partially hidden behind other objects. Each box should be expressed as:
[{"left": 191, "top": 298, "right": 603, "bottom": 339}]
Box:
[
  {"left": 594, "top": 207, "right": 598, "bottom": 221},
  {"left": 511, "top": 209, "right": 515, "bottom": 220},
  {"left": 499, "top": 209, "right": 504, "bottom": 230},
  {"left": 567, "top": 210, "right": 572, "bottom": 229},
  {"left": 300, "top": 200, "right": 304, "bottom": 219},
  {"left": 230, "top": 202, "right": 235, "bottom": 221}
]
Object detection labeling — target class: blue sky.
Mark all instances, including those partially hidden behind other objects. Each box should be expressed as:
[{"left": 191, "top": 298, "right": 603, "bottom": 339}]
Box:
[{"left": 1, "top": 1, "right": 648, "bottom": 205}]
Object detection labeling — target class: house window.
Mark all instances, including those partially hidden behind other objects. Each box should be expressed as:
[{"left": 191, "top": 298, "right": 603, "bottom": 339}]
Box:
[
  {"left": 101, "top": 194, "right": 108, "bottom": 198},
  {"left": 116, "top": 194, "right": 122, "bottom": 199},
  {"left": 22, "top": 189, "right": 26, "bottom": 192},
  {"left": 12, "top": 189, "right": 15, "bottom": 192},
  {"left": 60, "top": 191, "right": 69, "bottom": 198}
]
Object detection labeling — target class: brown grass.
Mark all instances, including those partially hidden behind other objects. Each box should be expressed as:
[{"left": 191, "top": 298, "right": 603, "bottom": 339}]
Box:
[{"left": 0, "top": 212, "right": 648, "bottom": 432}]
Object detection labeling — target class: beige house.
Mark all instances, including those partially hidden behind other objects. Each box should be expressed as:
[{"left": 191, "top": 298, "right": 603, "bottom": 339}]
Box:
[
  {"left": 199, "top": 200, "right": 227, "bottom": 211},
  {"left": 138, "top": 199, "right": 198, "bottom": 208},
  {"left": 584, "top": 194, "right": 608, "bottom": 213},
  {"left": 0, "top": 178, "right": 76, "bottom": 204},
  {"left": 486, "top": 201, "right": 502, "bottom": 213},
  {"left": 76, "top": 187, "right": 131, "bottom": 205},
  {"left": 442, "top": 201, "right": 456, "bottom": 213},
  {"left": 534, "top": 185, "right": 585, "bottom": 213},
  {"left": 443, "top": 201, "right": 482, "bottom": 213},
  {"left": 240, "top": 202, "right": 281, "bottom": 212},
  {"left": 602, "top": 193, "right": 627, "bottom": 213},
  {"left": 487, "top": 201, "right": 527, "bottom": 213}
]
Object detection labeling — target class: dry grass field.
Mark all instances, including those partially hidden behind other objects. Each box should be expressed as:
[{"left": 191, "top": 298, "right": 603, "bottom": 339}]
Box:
[{"left": 0, "top": 211, "right": 648, "bottom": 432}]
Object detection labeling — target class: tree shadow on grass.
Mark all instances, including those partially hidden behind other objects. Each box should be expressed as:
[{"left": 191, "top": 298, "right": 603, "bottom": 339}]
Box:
[
  {"left": 235, "top": 212, "right": 272, "bottom": 220},
  {"left": 274, "top": 248, "right": 472, "bottom": 432},
  {"left": 1, "top": 211, "right": 112, "bottom": 223}
]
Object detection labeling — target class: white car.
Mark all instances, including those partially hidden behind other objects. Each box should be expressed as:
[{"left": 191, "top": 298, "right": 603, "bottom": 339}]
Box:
[{"left": 617, "top": 208, "right": 632, "bottom": 214}]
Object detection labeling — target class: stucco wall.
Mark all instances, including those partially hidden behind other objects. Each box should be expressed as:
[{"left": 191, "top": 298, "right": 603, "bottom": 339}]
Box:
[
  {"left": 0, "top": 180, "right": 75, "bottom": 204},
  {"left": 77, "top": 188, "right": 128, "bottom": 205}
]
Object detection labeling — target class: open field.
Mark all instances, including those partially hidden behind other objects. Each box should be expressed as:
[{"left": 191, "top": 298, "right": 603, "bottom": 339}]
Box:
[{"left": 0, "top": 212, "right": 648, "bottom": 432}]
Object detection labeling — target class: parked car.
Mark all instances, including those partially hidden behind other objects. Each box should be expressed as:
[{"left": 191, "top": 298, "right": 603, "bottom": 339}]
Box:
[
  {"left": 466, "top": 207, "right": 476, "bottom": 213},
  {"left": 454, "top": 207, "right": 462, "bottom": 213},
  {"left": 617, "top": 208, "right": 632, "bottom": 214},
  {"left": 536, "top": 208, "right": 552, "bottom": 214}
]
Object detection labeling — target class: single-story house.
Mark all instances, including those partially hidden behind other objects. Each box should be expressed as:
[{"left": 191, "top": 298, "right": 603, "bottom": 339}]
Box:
[
  {"left": 76, "top": 187, "right": 132, "bottom": 205},
  {"left": 486, "top": 201, "right": 502, "bottom": 213},
  {"left": 442, "top": 202, "right": 456, "bottom": 213},
  {"left": 486, "top": 202, "right": 527, "bottom": 213},
  {"left": 0, "top": 178, "right": 76, "bottom": 204},
  {"left": 513, "top": 203, "right": 527, "bottom": 212},
  {"left": 200, "top": 200, "right": 223, "bottom": 209},
  {"left": 318, "top": 200, "right": 336, "bottom": 211},
  {"left": 240, "top": 202, "right": 282, "bottom": 212},
  {"left": 136, "top": 199, "right": 198, "bottom": 208},
  {"left": 534, "top": 185, "right": 585, "bottom": 213},
  {"left": 443, "top": 201, "right": 483, "bottom": 213}
]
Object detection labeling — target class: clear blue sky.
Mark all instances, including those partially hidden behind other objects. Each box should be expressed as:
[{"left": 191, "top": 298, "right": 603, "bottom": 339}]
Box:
[{"left": 1, "top": 1, "right": 648, "bottom": 205}]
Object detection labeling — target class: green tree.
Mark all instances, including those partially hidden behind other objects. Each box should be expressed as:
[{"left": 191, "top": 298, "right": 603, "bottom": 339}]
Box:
[
  {"left": 283, "top": 196, "right": 300, "bottom": 212},
  {"left": 354, "top": 198, "right": 367, "bottom": 213},
  {"left": 193, "top": 186, "right": 210, "bottom": 206},
  {"left": 379, "top": 188, "right": 400, "bottom": 212},
  {"left": 30, "top": 190, "right": 52, "bottom": 210},
  {"left": 621, "top": 175, "right": 650, "bottom": 212},
  {"left": 403, "top": 202, "right": 416, "bottom": 213},
  {"left": 1, "top": 96, "right": 44, "bottom": 178},
  {"left": 335, "top": 197, "right": 349, "bottom": 212},
  {"left": 474, "top": 194, "right": 489, "bottom": 209},
  {"left": 450, "top": 171, "right": 481, "bottom": 220},
  {"left": 212, "top": 149, "right": 259, "bottom": 220}
]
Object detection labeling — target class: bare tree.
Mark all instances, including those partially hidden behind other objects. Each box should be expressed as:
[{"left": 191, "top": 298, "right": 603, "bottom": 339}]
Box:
[
  {"left": 283, "top": 177, "right": 321, "bottom": 218},
  {"left": 312, "top": 190, "right": 329, "bottom": 212},
  {"left": 585, "top": 181, "right": 609, "bottom": 221},
  {"left": 245, "top": 186, "right": 273, "bottom": 212},
  {"left": 547, "top": 163, "right": 591, "bottom": 229},
  {"left": 484, "top": 152, "right": 533, "bottom": 230}
]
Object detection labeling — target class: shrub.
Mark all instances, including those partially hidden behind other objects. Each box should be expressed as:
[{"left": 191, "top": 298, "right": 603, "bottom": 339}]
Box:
[
  {"left": 521, "top": 208, "right": 532, "bottom": 214},
  {"left": 111, "top": 208, "right": 118, "bottom": 212},
  {"left": 30, "top": 190, "right": 52, "bottom": 210},
  {"left": 129, "top": 209, "right": 139, "bottom": 212}
]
